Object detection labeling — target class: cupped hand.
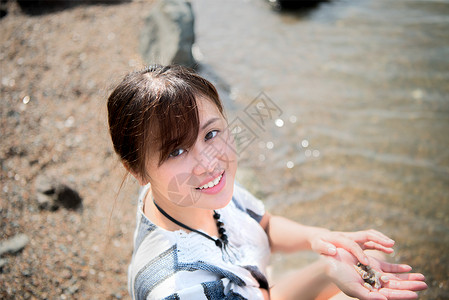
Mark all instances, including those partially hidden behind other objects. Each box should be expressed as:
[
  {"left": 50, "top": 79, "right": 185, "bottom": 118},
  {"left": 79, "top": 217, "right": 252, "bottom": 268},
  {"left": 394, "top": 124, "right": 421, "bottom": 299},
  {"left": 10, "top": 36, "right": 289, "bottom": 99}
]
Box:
[
  {"left": 310, "top": 229, "right": 395, "bottom": 265},
  {"left": 323, "top": 248, "right": 427, "bottom": 300}
]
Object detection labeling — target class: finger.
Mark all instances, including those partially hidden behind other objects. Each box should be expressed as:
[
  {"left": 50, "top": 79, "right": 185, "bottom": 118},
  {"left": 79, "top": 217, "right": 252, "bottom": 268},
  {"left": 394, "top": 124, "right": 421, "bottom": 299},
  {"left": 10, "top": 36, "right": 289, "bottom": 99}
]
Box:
[
  {"left": 363, "top": 241, "right": 395, "bottom": 254},
  {"left": 367, "top": 229, "right": 395, "bottom": 243},
  {"left": 384, "top": 273, "right": 426, "bottom": 282},
  {"left": 313, "top": 239, "right": 338, "bottom": 256},
  {"left": 379, "top": 288, "right": 418, "bottom": 300},
  {"left": 351, "top": 230, "right": 395, "bottom": 247},
  {"left": 384, "top": 280, "right": 428, "bottom": 291},
  {"left": 378, "top": 261, "right": 412, "bottom": 273},
  {"left": 341, "top": 238, "right": 370, "bottom": 265}
]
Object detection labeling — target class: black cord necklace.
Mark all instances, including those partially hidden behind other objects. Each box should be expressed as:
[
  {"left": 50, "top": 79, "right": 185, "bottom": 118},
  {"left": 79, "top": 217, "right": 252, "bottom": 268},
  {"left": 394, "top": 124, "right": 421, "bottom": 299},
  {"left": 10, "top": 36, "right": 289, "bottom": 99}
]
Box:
[{"left": 153, "top": 200, "right": 228, "bottom": 249}]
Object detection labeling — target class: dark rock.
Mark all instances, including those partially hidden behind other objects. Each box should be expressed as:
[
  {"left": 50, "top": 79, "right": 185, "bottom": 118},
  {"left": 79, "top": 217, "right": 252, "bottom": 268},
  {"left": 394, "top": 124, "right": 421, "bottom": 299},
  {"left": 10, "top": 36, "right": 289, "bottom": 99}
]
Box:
[
  {"left": 0, "top": 234, "right": 29, "bottom": 256},
  {"left": 7, "top": 146, "right": 27, "bottom": 157},
  {"left": 139, "top": 0, "right": 196, "bottom": 67},
  {"left": 56, "top": 184, "right": 82, "bottom": 210},
  {"left": 275, "top": 0, "right": 326, "bottom": 10},
  {"left": 0, "top": 0, "right": 7, "bottom": 19},
  {"left": 0, "top": 258, "right": 8, "bottom": 269},
  {"left": 16, "top": 0, "right": 131, "bottom": 16},
  {"left": 35, "top": 175, "right": 82, "bottom": 210}
]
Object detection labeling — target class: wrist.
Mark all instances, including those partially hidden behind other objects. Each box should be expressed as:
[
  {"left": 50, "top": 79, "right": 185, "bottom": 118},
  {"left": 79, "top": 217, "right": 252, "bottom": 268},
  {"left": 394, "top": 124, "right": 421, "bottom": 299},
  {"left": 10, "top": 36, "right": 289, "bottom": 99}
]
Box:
[
  {"left": 306, "top": 227, "right": 331, "bottom": 250},
  {"left": 316, "top": 258, "right": 333, "bottom": 287},
  {"left": 318, "top": 255, "right": 333, "bottom": 278}
]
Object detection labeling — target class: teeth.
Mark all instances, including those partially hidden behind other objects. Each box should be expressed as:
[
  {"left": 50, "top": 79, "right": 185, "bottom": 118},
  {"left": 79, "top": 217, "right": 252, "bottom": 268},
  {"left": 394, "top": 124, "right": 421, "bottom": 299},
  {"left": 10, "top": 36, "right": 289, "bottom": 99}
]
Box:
[{"left": 198, "top": 174, "right": 222, "bottom": 190}]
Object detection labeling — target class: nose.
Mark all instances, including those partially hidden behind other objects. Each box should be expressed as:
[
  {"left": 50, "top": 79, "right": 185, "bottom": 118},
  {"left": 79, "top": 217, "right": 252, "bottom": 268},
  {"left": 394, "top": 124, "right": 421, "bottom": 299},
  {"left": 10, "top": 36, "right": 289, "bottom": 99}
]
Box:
[{"left": 192, "top": 146, "right": 219, "bottom": 176}]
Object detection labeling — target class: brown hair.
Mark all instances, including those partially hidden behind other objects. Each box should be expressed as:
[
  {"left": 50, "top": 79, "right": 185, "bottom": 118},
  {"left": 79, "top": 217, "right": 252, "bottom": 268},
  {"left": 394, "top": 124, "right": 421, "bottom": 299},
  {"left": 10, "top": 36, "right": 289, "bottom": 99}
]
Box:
[{"left": 107, "top": 65, "right": 224, "bottom": 182}]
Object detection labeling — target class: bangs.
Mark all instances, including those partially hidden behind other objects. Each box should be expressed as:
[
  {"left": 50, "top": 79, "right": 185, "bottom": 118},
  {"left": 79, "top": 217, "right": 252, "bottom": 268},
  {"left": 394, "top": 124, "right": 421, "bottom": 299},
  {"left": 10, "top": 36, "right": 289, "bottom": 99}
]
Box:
[{"left": 142, "top": 79, "right": 201, "bottom": 166}]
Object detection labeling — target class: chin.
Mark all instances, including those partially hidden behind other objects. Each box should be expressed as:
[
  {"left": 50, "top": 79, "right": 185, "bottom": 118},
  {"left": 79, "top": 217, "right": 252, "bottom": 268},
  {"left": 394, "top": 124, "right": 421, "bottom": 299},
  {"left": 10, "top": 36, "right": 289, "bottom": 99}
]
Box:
[
  {"left": 215, "top": 182, "right": 234, "bottom": 209},
  {"left": 201, "top": 183, "right": 234, "bottom": 210},
  {"left": 214, "top": 195, "right": 233, "bottom": 210}
]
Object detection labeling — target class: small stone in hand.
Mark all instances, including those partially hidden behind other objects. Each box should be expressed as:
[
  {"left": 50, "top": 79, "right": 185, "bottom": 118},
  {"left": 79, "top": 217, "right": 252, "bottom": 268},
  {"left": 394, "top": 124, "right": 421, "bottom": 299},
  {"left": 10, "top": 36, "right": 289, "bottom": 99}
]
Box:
[{"left": 355, "top": 262, "right": 382, "bottom": 290}]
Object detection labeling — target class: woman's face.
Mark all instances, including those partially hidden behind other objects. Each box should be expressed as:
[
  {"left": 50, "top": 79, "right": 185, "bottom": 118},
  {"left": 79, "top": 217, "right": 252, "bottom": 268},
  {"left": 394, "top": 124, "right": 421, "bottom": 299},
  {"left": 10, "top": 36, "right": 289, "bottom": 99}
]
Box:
[{"left": 146, "top": 96, "right": 238, "bottom": 210}]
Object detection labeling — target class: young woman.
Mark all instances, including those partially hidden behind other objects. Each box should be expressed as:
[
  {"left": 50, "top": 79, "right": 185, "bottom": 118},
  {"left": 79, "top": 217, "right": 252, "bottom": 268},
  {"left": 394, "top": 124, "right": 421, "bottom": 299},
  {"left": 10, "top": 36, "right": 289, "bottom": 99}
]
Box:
[{"left": 107, "top": 65, "right": 427, "bottom": 300}]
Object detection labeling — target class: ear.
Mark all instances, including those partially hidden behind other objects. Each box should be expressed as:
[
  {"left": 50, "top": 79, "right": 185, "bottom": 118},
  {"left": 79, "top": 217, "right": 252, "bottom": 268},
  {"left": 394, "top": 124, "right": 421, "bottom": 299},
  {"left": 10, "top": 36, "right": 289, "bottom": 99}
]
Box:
[{"left": 122, "top": 162, "right": 148, "bottom": 186}]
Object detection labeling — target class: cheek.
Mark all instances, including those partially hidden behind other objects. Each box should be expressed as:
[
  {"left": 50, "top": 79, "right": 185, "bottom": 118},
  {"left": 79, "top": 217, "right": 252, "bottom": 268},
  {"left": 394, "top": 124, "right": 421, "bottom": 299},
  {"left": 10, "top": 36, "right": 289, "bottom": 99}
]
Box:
[
  {"left": 150, "top": 164, "right": 180, "bottom": 192},
  {"left": 163, "top": 171, "right": 203, "bottom": 206},
  {"left": 213, "top": 131, "right": 236, "bottom": 166},
  {"left": 220, "top": 140, "right": 238, "bottom": 172},
  {"left": 224, "top": 129, "right": 236, "bottom": 151}
]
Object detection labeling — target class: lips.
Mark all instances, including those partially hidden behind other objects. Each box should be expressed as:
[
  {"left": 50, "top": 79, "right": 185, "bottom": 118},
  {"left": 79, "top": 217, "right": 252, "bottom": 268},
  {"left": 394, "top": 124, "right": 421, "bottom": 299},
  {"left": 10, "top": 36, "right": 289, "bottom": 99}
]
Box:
[
  {"left": 195, "top": 171, "right": 226, "bottom": 195},
  {"left": 197, "top": 172, "right": 224, "bottom": 190},
  {"left": 197, "top": 173, "right": 223, "bottom": 190}
]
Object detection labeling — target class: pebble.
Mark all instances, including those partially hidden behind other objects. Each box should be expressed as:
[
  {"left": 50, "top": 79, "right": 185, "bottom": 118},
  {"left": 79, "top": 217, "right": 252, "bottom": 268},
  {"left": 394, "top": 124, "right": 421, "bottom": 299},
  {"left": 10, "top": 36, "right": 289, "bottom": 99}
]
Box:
[
  {"left": 0, "top": 234, "right": 30, "bottom": 256},
  {"left": 67, "top": 284, "right": 79, "bottom": 295},
  {"left": 21, "top": 268, "right": 33, "bottom": 277},
  {"left": 61, "top": 268, "right": 72, "bottom": 280}
]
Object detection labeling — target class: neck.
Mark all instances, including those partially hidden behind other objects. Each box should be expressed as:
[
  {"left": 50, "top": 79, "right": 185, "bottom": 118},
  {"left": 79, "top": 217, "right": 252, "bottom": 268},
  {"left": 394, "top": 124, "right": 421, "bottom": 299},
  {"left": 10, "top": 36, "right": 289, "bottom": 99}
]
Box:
[{"left": 145, "top": 189, "right": 216, "bottom": 234}]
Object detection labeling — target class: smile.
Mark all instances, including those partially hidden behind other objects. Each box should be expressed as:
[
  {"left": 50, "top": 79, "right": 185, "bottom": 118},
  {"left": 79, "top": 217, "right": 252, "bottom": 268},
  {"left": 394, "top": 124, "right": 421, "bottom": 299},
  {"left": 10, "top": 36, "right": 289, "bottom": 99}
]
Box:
[{"left": 197, "top": 173, "right": 224, "bottom": 190}]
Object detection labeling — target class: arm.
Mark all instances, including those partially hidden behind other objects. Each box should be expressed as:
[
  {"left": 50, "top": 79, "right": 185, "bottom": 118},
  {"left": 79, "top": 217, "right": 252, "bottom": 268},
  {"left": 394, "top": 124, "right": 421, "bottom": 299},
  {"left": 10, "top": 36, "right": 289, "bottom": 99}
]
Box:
[
  {"left": 261, "top": 213, "right": 330, "bottom": 253},
  {"left": 270, "top": 259, "right": 332, "bottom": 300},
  {"left": 261, "top": 213, "right": 395, "bottom": 265}
]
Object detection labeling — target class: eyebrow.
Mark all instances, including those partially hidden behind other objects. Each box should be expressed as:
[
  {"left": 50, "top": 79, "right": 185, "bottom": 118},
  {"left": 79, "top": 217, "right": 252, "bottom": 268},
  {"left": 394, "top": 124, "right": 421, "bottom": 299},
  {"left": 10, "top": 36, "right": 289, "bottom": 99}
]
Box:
[{"left": 201, "top": 117, "right": 220, "bottom": 131}]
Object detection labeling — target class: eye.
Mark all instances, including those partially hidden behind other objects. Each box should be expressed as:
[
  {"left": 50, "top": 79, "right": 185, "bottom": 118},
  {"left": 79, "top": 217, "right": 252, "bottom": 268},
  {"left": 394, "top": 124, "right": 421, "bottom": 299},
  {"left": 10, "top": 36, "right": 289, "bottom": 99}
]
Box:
[
  {"left": 169, "top": 148, "right": 185, "bottom": 158},
  {"left": 205, "top": 130, "right": 219, "bottom": 141}
]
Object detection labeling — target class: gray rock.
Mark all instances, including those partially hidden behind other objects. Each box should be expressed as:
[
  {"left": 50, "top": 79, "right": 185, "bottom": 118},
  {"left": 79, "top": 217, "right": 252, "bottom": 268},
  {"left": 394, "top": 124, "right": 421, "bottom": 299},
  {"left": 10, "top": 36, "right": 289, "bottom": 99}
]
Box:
[
  {"left": 139, "top": 0, "right": 196, "bottom": 67},
  {"left": 35, "top": 175, "right": 82, "bottom": 210},
  {"left": 0, "top": 234, "right": 29, "bottom": 256}
]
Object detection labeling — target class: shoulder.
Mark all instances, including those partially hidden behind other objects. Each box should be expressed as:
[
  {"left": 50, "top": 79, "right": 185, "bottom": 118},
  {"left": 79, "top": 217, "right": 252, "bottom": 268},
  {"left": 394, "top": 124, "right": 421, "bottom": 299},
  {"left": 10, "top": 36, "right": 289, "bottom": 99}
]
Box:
[
  {"left": 130, "top": 214, "right": 177, "bottom": 278},
  {"left": 232, "top": 183, "right": 265, "bottom": 223},
  {"left": 129, "top": 187, "right": 180, "bottom": 299},
  {"left": 129, "top": 216, "right": 181, "bottom": 300}
]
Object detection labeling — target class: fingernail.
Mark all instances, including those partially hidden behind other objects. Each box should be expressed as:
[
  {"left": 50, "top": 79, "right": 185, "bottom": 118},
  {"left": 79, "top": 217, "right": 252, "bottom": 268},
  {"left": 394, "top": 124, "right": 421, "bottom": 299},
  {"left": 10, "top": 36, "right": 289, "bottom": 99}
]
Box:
[
  {"left": 381, "top": 276, "right": 390, "bottom": 282},
  {"left": 328, "top": 247, "right": 336, "bottom": 255}
]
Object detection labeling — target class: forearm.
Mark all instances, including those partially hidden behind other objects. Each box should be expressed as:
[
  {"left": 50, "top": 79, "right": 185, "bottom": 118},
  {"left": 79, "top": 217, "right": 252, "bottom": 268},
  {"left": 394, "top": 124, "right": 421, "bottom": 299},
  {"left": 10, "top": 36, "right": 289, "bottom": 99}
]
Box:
[
  {"left": 270, "top": 259, "right": 331, "bottom": 300},
  {"left": 266, "top": 215, "right": 329, "bottom": 253}
]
